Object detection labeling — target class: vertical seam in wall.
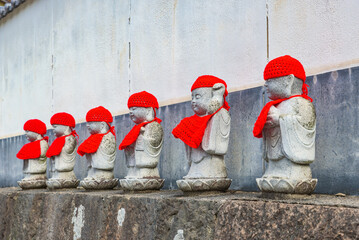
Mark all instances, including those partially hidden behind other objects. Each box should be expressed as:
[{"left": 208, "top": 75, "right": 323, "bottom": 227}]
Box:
[
  {"left": 266, "top": 0, "right": 269, "bottom": 62},
  {"left": 128, "top": 0, "right": 132, "bottom": 97},
  {"left": 50, "top": 0, "right": 54, "bottom": 115}
]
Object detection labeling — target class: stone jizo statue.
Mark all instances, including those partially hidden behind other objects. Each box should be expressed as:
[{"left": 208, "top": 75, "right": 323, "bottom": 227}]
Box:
[
  {"left": 173, "top": 75, "right": 231, "bottom": 191},
  {"left": 253, "top": 55, "right": 317, "bottom": 194},
  {"left": 16, "top": 119, "right": 49, "bottom": 189},
  {"left": 119, "top": 91, "right": 164, "bottom": 191},
  {"left": 77, "top": 106, "right": 118, "bottom": 190},
  {"left": 46, "top": 112, "right": 79, "bottom": 189}
]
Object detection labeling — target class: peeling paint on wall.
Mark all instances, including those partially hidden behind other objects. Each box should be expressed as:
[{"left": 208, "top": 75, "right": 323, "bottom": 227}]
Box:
[
  {"left": 72, "top": 204, "right": 85, "bottom": 240},
  {"left": 117, "top": 208, "right": 126, "bottom": 227}
]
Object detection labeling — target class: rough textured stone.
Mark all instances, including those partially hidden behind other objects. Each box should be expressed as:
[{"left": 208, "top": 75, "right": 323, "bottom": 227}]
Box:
[{"left": 0, "top": 188, "right": 358, "bottom": 239}]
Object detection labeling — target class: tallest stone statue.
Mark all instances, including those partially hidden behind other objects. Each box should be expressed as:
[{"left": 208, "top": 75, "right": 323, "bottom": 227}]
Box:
[{"left": 254, "top": 55, "right": 317, "bottom": 194}]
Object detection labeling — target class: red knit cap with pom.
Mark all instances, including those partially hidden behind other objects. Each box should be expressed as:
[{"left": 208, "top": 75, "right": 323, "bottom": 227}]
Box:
[
  {"left": 128, "top": 91, "right": 159, "bottom": 109},
  {"left": 23, "top": 119, "right": 47, "bottom": 135},
  {"left": 86, "top": 106, "right": 113, "bottom": 123},
  {"left": 264, "top": 55, "right": 306, "bottom": 81},
  {"left": 191, "top": 75, "right": 228, "bottom": 97},
  {"left": 50, "top": 112, "right": 76, "bottom": 128}
]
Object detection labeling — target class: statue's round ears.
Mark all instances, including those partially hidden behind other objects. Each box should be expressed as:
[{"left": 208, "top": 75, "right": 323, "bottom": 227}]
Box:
[{"left": 212, "top": 83, "right": 225, "bottom": 90}]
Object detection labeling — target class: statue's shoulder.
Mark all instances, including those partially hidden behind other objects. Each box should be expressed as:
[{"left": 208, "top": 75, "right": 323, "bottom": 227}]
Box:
[
  {"left": 40, "top": 139, "right": 49, "bottom": 148},
  {"left": 215, "top": 108, "right": 231, "bottom": 124},
  {"left": 100, "top": 132, "right": 116, "bottom": 154},
  {"left": 144, "top": 121, "right": 163, "bottom": 147},
  {"left": 289, "top": 97, "right": 316, "bottom": 128}
]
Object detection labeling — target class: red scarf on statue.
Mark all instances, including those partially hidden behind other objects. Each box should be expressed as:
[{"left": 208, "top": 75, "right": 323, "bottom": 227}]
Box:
[
  {"left": 119, "top": 118, "right": 162, "bottom": 150},
  {"left": 77, "top": 126, "right": 116, "bottom": 156},
  {"left": 253, "top": 94, "right": 312, "bottom": 138},
  {"left": 16, "top": 137, "right": 49, "bottom": 160},
  {"left": 172, "top": 105, "right": 229, "bottom": 149},
  {"left": 46, "top": 130, "right": 79, "bottom": 158}
]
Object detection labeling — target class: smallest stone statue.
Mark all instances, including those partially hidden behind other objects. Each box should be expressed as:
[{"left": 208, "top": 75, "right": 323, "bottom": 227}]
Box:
[
  {"left": 78, "top": 106, "right": 118, "bottom": 190},
  {"left": 46, "top": 112, "right": 79, "bottom": 189},
  {"left": 119, "top": 91, "right": 164, "bottom": 191},
  {"left": 253, "top": 55, "right": 317, "bottom": 194},
  {"left": 172, "top": 75, "right": 232, "bottom": 191},
  {"left": 17, "top": 119, "right": 49, "bottom": 189}
]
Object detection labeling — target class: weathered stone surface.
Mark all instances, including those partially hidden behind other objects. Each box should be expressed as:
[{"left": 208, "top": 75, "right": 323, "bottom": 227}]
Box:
[{"left": 0, "top": 188, "right": 358, "bottom": 240}]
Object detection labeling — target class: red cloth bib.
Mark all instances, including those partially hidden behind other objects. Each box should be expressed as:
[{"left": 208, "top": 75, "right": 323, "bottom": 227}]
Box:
[
  {"left": 77, "top": 127, "right": 115, "bottom": 156},
  {"left": 172, "top": 107, "right": 226, "bottom": 148},
  {"left": 119, "top": 118, "right": 162, "bottom": 150},
  {"left": 46, "top": 131, "right": 78, "bottom": 158},
  {"left": 17, "top": 137, "right": 49, "bottom": 160},
  {"left": 253, "top": 94, "right": 312, "bottom": 138}
]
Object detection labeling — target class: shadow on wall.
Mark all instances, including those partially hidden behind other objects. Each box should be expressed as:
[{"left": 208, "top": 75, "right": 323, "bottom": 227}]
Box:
[{"left": 0, "top": 67, "right": 358, "bottom": 195}]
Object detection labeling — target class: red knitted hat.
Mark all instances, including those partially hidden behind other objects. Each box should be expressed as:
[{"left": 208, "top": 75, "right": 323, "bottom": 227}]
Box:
[
  {"left": 50, "top": 112, "right": 76, "bottom": 128},
  {"left": 23, "top": 119, "right": 47, "bottom": 135},
  {"left": 264, "top": 55, "right": 306, "bottom": 81},
  {"left": 86, "top": 106, "right": 113, "bottom": 123},
  {"left": 191, "top": 75, "right": 228, "bottom": 97},
  {"left": 127, "top": 91, "right": 159, "bottom": 109}
]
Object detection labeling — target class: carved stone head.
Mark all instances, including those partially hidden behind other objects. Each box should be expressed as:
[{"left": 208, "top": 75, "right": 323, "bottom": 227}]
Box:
[
  {"left": 50, "top": 112, "right": 76, "bottom": 137},
  {"left": 52, "top": 124, "right": 71, "bottom": 138},
  {"left": 191, "top": 83, "right": 225, "bottom": 116},
  {"left": 86, "top": 121, "right": 109, "bottom": 135},
  {"left": 25, "top": 130, "right": 41, "bottom": 142},
  {"left": 263, "top": 55, "right": 307, "bottom": 100},
  {"left": 127, "top": 91, "right": 159, "bottom": 124},
  {"left": 129, "top": 107, "right": 154, "bottom": 124},
  {"left": 265, "top": 74, "right": 303, "bottom": 100}
]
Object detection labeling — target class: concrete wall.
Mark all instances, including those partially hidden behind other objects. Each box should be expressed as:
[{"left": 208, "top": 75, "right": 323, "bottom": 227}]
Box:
[{"left": 1, "top": 188, "right": 358, "bottom": 239}]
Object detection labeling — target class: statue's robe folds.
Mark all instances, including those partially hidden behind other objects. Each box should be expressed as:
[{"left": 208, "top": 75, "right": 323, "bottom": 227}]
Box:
[
  {"left": 263, "top": 97, "right": 316, "bottom": 180},
  {"left": 86, "top": 132, "right": 116, "bottom": 179},
  {"left": 51, "top": 135, "right": 77, "bottom": 179},
  {"left": 125, "top": 121, "right": 163, "bottom": 179},
  {"left": 23, "top": 139, "right": 48, "bottom": 179},
  {"left": 185, "top": 108, "right": 231, "bottom": 179}
]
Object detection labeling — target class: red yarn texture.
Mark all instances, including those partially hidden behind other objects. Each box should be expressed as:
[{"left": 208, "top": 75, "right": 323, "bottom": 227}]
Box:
[
  {"left": 119, "top": 118, "right": 162, "bottom": 150},
  {"left": 263, "top": 55, "right": 310, "bottom": 96},
  {"left": 172, "top": 107, "right": 223, "bottom": 148},
  {"left": 16, "top": 138, "right": 48, "bottom": 160},
  {"left": 50, "top": 112, "right": 76, "bottom": 127},
  {"left": 24, "top": 119, "right": 47, "bottom": 135},
  {"left": 127, "top": 91, "right": 159, "bottom": 109},
  {"left": 46, "top": 131, "right": 78, "bottom": 158},
  {"left": 191, "top": 75, "right": 230, "bottom": 111},
  {"left": 77, "top": 128, "right": 115, "bottom": 156},
  {"left": 254, "top": 55, "right": 313, "bottom": 138},
  {"left": 253, "top": 95, "right": 312, "bottom": 138},
  {"left": 86, "top": 106, "right": 113, "bottom": 123}
]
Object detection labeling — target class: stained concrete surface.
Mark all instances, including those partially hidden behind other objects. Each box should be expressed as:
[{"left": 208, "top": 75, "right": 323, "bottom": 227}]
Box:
[{"left": 0, "top": 187, "right": 358, "bottom": 240}]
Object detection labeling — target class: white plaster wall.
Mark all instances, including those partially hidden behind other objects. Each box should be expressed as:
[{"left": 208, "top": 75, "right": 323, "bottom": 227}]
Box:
[
  {"left": 268, "top": 0, "right": 359, "bottom": 76},
  {"left": 129, "top": 0, "right": 267, "bottom": 104},
  {"left": 0, "top": 0, "right": 53, "bottom": 138},
  {"left": 2, "top": 0, "right": 359, "bottom": 138}
]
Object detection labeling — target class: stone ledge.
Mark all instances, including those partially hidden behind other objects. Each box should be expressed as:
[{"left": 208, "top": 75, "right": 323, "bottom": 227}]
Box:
[{"left": 0, "top": 187, "right": 358, "bottom": 239}]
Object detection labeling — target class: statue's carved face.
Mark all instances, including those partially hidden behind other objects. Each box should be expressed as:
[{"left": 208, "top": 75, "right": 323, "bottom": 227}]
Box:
[
  {"left": 264, "top": 75, "right": 293, "bottom": 100},
  {"left": 129, "top": 107, "right": 152, "bottom": 124},
  {"left": 86, "top": 121, "right": 103, "bottom": 135},
  {"left": 191, "top": 88, "right": 212, "bottom": 116},
  {"left": 52, "top": 124, "right": 69, "bottom": 138},
  {"left": 25, "top": 131, "right": 40, "bottom": 142}
]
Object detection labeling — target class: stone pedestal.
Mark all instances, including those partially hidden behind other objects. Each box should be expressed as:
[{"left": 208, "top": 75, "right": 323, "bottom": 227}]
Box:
[
  {"left": 256, "top": 178, "right": 317, "bottom": 194},
  {"left": 177, "top": 178, "right": 231, "bottom": 192},
  {"left": 80, "top": 178, "right": 119, "bottom": 190},
  {"left": 120, "top": 178, "right": 164, "bottom": 191},
  {"left": 18, "top": 174, "right": 47, "bottom": 189}
]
